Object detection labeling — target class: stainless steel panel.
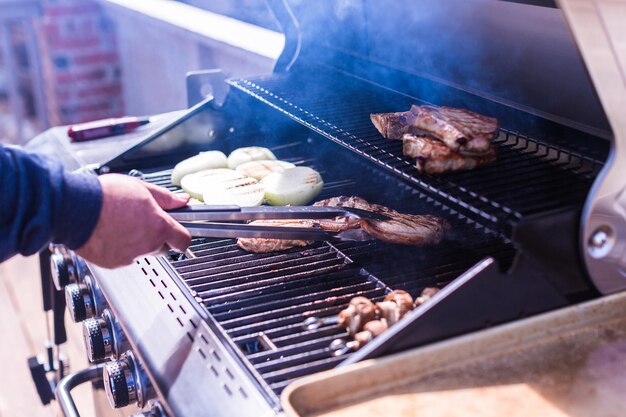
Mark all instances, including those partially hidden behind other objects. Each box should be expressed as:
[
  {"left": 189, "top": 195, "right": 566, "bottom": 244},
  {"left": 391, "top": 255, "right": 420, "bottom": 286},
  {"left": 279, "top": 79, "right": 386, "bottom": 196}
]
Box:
[{"left": 89, "top": 258, "right": 277, "bottom": 417}]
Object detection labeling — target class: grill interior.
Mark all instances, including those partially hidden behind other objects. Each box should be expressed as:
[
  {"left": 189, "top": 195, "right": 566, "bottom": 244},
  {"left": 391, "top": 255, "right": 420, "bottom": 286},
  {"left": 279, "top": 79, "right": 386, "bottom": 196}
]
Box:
[
  {"left": 139, "top": 133, "right": 514, "bottom": 401},
  {"left": 132, "top": 65, "right": 605, "bottom": 404},
  {"left": 228, "top": 67, "right": 606, "bottom": 232}
]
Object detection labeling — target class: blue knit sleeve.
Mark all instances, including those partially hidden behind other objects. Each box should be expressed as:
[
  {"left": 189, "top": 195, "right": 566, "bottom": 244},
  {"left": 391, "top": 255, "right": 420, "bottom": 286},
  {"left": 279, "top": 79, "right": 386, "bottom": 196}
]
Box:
[{"left": 0, "top": 145, "right": 102, "bottom": 262}]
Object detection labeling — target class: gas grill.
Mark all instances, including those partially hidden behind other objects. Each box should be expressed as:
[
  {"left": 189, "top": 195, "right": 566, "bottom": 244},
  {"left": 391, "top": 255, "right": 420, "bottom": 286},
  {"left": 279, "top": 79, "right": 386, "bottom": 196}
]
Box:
[{"left": 25, "top": 0, "right": 626, "bottom": 416}]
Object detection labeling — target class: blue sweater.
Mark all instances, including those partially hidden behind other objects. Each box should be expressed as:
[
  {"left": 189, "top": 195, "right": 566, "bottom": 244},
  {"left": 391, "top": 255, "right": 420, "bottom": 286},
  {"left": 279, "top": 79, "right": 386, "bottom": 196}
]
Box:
[{"left": 0, "top": 145, "right": 103, "bottom": 262}]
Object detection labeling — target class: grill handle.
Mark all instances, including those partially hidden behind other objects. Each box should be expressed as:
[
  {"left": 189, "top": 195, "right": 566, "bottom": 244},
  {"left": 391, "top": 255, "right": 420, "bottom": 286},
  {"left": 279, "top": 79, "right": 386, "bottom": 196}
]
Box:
[
  {"left": 56, "top": 364, "right": 105, "bottom": 417},
  {"left": 266, "top": 0, "right": 300, "bottom": 72}
]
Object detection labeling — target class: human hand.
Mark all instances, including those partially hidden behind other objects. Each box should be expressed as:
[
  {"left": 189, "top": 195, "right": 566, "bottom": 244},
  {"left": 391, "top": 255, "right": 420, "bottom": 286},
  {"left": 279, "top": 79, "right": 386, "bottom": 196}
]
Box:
[{"left": 76, "top": 174, "right": 191, "bottom": 268}]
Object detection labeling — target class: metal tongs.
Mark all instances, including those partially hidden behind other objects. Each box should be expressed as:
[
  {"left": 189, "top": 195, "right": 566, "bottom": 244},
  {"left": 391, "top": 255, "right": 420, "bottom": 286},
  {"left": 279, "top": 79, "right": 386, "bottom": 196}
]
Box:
[{"left": 167, "top": 205, "right": 389, "bottom": 241}]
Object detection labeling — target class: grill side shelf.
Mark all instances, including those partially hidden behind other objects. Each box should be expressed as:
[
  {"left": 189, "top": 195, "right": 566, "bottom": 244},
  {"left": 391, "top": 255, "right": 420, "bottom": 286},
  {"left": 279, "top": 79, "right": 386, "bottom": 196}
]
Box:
[{"left": 228, "top": 71, "right": 604, "bottom": 234}]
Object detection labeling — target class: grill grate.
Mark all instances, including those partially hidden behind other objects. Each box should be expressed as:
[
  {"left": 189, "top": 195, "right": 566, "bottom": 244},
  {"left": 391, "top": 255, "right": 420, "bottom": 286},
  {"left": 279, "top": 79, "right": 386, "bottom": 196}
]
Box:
[
  {"left": 228, "top": 69, "right": 605, "bottom": 231},
  {"left": 173, "top": 240, "right": 382, "bottom": 394},
  {"left": 140, "top": 139, "right": 514, "bottom": 400},
  {"left": 169, "top": 227, "right": 511, "bottom": 396}
]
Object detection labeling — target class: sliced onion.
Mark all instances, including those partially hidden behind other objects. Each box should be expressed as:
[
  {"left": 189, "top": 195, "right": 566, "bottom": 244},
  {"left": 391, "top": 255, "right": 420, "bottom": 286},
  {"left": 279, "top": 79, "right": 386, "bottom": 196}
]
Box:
[
  {"left": 202, "top": 177, "right": 266, "bottom": 207},
  {"left": 261, "top": 167, "right": 324, "bottom": 206},
  {"left": 235, "top": 160, "right": 295, "bottom": 180},
  {"left": 227, "top": 147, "right": 276, "bottom": 169},
  {"left": 180, "top": 168, "right": 242, "bottom": 200},
  {"left": 171, "top": 151, "right": 228, "bottom": 186}
]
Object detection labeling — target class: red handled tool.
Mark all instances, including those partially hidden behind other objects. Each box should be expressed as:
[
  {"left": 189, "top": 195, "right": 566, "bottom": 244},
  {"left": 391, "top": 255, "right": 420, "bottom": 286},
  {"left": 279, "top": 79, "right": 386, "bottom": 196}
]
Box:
[{"left": 68, "top": 116, "right": 150, "bottom": 142}]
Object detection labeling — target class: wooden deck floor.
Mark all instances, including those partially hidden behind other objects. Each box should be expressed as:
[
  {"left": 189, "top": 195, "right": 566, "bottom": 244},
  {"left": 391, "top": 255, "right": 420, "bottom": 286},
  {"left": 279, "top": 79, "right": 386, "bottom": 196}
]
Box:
[{"left": 0, "top": 255, "right": 96, "bottom": 417}]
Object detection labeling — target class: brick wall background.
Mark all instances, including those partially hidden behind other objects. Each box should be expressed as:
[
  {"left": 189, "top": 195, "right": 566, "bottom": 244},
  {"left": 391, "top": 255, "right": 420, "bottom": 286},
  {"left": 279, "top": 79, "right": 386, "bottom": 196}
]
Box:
[{"left": 38, "top": 0, "right": 123, "bottom": 125}]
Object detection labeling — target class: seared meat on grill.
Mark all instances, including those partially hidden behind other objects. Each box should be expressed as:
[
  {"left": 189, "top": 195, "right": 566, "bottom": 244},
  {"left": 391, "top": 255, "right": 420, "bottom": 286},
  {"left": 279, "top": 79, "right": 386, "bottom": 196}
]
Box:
[
  {"left": 371, "top": 105, "right": 498, "bottom": 153},
  {"left": 314, "top": 195, "right": 392, "bottom": 213},
  {"left": 371, "top": 105, "right": 499, "bottom": 169},
  {"left": 361, "top": 213, "right": 449, "bottom": 245},
  {"left": 237, "top": 197, "right": 448, "bottom": 253},
  {"left": 403, "top": 134, "right": 497, "bottom": 174},
  {"left": 409, "top": 105, "right": 499, "bottom": 154},
  {"left": 313, "top": 195, "right": 392, "bottom": 231},
  {"left": 370, "top": 110, "right": 415, "bottom": 140},
  {"left": 312, "top": 196, "right": 369, "bottom": 232},
  {"left": 317, "top": 196, "right": 449, "bottom": 246},
  {"left": 236, "top": 220, "right": 314, "bottom": 253}
]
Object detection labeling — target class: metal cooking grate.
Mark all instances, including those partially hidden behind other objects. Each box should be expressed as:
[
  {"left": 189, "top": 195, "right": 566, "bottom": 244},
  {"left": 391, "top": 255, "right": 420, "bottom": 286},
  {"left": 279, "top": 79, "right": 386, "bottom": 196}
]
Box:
[
  {"left": 165, "top": 215, "right": 511, "bottom": 399},
  {"left": 139, "top": 145, "right": 514, "bottom": 400},
  {"left": 173, "top": 239, "right": 381, "bottom": 394},
  {"left": 228, "top": 69, "right": 605, "bottom": 231},
  {"left": 170, "top": 230, "right": 510, "bottom": 397}
]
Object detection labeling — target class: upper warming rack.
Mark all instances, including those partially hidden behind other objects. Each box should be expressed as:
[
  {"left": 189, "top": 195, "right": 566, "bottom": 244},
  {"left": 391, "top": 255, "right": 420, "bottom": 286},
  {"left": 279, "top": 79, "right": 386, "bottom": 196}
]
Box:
[{"left": 228, "top": 68, "right": 606, "bottom": 232}]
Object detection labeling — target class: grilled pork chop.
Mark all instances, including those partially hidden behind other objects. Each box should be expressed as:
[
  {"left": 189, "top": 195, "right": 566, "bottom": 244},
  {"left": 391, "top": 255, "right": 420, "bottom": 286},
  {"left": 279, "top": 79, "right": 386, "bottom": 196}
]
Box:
[
  {"left": 370, "top": 105, "right": 499, "bottom": 154},
  {"left": 237, "top": 197, "right": 449, "bottom": 253},
  {"left": 235, "top": 211, "right": 362, "bottom": 253},
  {"left": 317, "top": 196, "right": 449, "bottom": 245},
  {"left": 236, "top": 220, "right": 314, "bottom": 253},
  {"left": 409, "top": 105, "right": 498, "bottom": 154},
  {"left": 314, "top": 196, "right": 393, "bottom": 217},
  {"left": 403, "top": 134, "right": 496, "bottom": 174},
  {"left": 370, "top": 111, "right": 415, "bottom": 140},
  {"left": 312, "top": 196, "right": 369, "bottom": 232},
  {"left": 361, "top": 213, "right": 449, "bottom": 245}
]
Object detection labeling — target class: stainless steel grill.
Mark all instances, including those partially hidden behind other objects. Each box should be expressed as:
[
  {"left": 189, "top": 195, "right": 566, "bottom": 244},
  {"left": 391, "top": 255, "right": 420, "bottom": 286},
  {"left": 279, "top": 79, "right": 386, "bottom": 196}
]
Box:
[
  {"left": 32, "top": 1, "right": 626, "bottom": 416},
  {"left": 134, "top": 155, "right": 516, "bottom": 399}
]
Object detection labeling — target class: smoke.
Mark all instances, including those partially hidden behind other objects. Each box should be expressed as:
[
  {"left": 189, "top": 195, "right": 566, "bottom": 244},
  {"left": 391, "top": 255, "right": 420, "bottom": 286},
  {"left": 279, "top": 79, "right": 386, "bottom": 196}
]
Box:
[{"left": 280, "top": 0, "right": 609, "bottom": 135}]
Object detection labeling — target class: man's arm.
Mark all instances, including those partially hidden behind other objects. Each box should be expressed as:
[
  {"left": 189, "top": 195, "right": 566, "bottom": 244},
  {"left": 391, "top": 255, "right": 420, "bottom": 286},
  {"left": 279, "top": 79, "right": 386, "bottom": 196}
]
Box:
[
  {"left": 0, "top": 145, "right": 102, "bottom": 262},
  {"left": 0, "top": 145, "right": 191, "bottom": 267}
]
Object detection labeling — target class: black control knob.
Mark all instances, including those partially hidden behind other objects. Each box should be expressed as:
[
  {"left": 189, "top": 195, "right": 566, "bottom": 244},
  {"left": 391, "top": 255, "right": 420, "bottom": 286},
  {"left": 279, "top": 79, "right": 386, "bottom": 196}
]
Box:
[
  {"left": 50, "top": 252, "right": 74, "bottom": 290},
  {"left": 65, "top": 283, "right": 94, "bottom": 322},
  {"left": 83, "top": 317, "right": 110, "bottom": 362},
  {"left": 50, "top": 250, "right": 88, "bottom": 290},
  {"left": 103, "top": 358, "right": 135, "bottom": 408},
  {"left": 83, "top": 310, "right": 126, "bottom": 362},
  {"left": 103, "top": 352, "right": 151, "bottom": 409}
]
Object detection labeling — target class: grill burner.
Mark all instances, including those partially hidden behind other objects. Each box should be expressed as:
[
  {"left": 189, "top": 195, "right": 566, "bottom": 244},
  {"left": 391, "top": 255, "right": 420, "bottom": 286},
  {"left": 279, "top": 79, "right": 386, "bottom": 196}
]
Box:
[{"left": 228, "top": 68, "right": 606, "bottom": 231}]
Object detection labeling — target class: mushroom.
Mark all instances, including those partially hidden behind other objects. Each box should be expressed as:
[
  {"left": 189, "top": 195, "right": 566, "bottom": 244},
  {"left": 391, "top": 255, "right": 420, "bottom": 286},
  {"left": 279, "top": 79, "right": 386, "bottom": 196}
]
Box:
[
  {"left": 414, "top": 287, "right": 440, "bottom": 308},
  {"left": 338, "top": 296, "right": 377, "bottom": 335},
  {"left": 384, "top": 290, "right": 414, "bottom": 317}
]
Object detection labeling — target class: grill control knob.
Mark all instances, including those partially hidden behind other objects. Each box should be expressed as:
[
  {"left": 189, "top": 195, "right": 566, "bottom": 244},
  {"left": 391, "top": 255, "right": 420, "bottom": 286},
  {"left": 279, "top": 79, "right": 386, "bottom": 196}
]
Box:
[
  {"left": 65, "top": 283, "right": 94, "bottom": 322},
  {"left": 103, "top": 351, "right": 152, "bottom": 409},
  {"left": 50, "top": 252, "right": 76, "bottom": 290},
  {"left": 103, "top": 357, "right": 135, "bottom": 408},
  {"left": 50, "top": 249, "right": 89, "bottom": 290},
  {"left": 82, "top": 310, "right": 127, "bottom": 362}
]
